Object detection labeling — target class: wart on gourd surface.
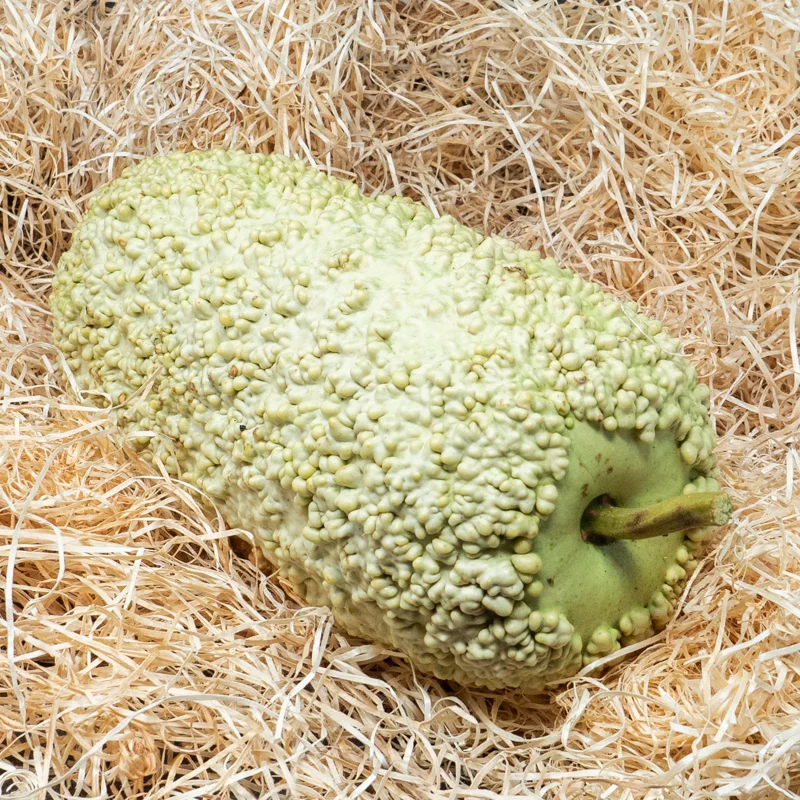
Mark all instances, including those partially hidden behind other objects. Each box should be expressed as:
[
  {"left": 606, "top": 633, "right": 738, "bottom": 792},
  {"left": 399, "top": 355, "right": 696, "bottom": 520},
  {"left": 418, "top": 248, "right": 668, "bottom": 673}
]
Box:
[{"left": 50, "top": 150, "right": 732, "bottom": 690}]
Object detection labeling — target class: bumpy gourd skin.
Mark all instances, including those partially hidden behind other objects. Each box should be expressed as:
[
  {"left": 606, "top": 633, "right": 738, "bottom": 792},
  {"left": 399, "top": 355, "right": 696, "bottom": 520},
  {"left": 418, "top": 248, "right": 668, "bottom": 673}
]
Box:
[{"left": 50, "top": 150, "right": 721, "bottom": 689}]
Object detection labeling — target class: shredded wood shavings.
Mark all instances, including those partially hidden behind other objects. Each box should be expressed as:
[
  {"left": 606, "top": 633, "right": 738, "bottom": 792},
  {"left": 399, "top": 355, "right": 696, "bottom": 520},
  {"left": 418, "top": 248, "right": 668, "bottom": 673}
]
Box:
[{"left": 1, "top": 0, "right": 799, "bottom": 797}]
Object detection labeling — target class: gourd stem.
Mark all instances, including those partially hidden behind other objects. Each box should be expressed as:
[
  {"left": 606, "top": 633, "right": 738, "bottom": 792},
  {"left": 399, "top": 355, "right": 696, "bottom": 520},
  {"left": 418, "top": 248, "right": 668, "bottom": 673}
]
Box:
[{"left": 581, "top": 492, "right": 733, "bottom": 542}]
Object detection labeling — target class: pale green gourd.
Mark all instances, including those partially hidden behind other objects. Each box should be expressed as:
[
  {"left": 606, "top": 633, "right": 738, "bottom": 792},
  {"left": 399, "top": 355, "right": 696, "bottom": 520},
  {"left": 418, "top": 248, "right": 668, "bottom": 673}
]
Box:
[{"left": 50, "top": 150, "right": 730, "bottom": 689}]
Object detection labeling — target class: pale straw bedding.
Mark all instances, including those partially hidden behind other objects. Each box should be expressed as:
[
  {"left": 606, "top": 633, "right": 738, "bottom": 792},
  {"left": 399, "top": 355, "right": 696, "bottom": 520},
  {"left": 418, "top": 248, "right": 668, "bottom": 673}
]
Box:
[{"left": 1, "top": 0, "right": 799, "bottom": 797}]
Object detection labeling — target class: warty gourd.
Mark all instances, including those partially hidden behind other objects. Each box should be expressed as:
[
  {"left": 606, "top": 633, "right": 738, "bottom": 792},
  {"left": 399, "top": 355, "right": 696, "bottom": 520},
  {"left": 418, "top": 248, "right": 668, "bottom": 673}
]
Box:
[{"left": 50, "top": 150, "right": 731, "bottom": 689}]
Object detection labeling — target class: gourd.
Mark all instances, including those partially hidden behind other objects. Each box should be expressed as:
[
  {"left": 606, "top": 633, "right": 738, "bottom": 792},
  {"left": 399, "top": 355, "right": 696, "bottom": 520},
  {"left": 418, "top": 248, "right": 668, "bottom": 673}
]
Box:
[{"left": 51, "top": 150, "right": 731, "bottom": 689}]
